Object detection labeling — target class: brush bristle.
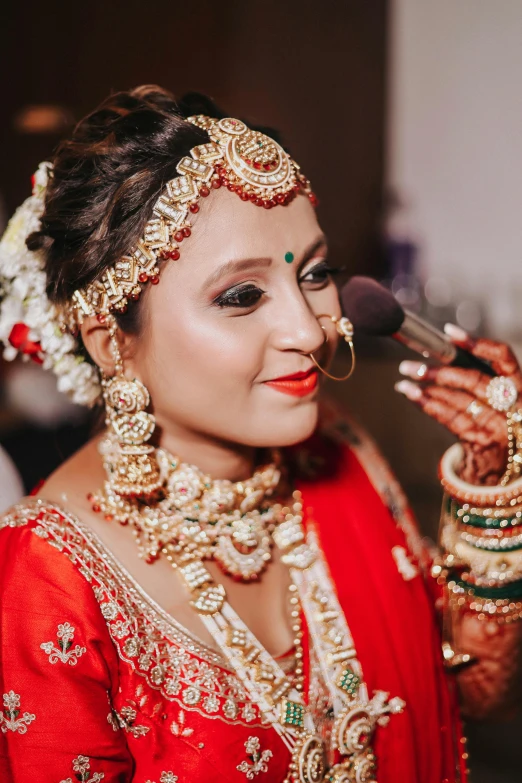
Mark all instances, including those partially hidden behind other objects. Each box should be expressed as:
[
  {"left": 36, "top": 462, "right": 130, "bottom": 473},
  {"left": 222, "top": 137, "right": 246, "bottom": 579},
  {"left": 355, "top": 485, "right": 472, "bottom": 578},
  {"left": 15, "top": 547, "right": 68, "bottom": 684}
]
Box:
[{"left": 341, "top": 276, "right": 405, "bottom": 336}]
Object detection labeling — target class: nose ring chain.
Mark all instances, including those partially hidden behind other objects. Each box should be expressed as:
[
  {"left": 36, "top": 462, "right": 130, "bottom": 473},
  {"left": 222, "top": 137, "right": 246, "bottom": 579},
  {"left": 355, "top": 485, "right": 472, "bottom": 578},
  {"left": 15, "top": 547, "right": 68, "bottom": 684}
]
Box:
[{"left": 309, "top": 314, "right": 356, "bottom": 382}]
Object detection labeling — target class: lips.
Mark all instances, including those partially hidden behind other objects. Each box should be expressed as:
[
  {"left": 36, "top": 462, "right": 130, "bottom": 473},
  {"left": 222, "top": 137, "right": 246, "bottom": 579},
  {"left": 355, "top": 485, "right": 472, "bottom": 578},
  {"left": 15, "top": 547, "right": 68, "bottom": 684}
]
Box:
[{"left": 264, "top": 367, "right": 319, "bottom": 397}]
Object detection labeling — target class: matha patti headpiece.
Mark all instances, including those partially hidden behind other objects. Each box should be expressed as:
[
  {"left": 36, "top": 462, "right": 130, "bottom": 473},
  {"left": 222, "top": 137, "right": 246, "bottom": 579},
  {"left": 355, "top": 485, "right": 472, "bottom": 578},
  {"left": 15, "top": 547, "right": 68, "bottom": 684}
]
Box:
[{"left": 71, "top": 115, "right": 315, "bottom": 323}]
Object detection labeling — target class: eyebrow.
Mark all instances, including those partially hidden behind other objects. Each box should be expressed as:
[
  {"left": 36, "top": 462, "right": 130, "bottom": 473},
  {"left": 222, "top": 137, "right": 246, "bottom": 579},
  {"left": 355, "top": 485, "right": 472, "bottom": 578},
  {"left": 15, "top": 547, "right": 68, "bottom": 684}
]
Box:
[
  {"left": 203, "top": 234, "right": 328, "bottom": 291},
  {"left": 203, "top": 256, "right": 273, "bottom": 290},
  {"left": 296, "top": 235, "right": 328, "bottom": 272}
]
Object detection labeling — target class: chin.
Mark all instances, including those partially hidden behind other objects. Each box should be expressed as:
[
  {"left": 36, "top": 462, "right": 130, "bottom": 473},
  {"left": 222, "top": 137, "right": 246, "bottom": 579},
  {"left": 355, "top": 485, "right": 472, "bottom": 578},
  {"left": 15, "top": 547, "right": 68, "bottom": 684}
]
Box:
[{"left": 250, "top": 400, "right": 320, "bottom": 448}]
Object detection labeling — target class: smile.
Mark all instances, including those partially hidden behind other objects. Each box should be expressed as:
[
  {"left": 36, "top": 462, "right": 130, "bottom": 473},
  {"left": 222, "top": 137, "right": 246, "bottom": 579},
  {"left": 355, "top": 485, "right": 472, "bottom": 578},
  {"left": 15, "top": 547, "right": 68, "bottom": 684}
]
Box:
[{"left": 264, "top": 367, "right": 319, "bottom": 397}]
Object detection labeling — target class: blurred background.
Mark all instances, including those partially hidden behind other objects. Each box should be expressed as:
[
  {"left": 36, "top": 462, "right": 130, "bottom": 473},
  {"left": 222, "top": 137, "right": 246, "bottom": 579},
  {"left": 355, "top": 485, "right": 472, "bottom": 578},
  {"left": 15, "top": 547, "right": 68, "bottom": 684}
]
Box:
[{"left": 1, "top": 1, "right": 521, "bottom": 778}]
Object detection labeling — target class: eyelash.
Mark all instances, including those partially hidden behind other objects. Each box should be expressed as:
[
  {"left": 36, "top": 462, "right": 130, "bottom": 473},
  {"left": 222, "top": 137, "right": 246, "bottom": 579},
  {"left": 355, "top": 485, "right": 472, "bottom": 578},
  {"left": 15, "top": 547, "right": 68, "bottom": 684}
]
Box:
[{"left": 214, "top": 260, "right": 337, "bottom": 309}]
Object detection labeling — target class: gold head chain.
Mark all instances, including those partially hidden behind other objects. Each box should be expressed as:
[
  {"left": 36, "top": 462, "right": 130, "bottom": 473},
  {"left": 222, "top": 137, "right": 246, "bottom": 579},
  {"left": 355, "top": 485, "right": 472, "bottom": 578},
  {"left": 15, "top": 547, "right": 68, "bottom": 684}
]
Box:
[{"left": 68, "top": 115, "right": 315, "bottom": 325}]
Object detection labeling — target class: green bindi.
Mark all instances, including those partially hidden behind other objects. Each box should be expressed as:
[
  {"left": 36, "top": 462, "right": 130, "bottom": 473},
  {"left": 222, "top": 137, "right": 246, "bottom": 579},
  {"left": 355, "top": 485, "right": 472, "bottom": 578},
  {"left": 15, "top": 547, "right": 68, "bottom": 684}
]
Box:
[{"left": 284, "top": 252, "right": 295, "bottom": 264}]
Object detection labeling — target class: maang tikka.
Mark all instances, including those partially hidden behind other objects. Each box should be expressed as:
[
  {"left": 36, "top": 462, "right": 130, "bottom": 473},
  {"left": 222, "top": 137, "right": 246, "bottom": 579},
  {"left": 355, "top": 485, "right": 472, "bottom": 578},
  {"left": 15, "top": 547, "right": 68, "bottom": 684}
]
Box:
[{"left": 102, "top": 316, "right": 163, "bottom": 498}]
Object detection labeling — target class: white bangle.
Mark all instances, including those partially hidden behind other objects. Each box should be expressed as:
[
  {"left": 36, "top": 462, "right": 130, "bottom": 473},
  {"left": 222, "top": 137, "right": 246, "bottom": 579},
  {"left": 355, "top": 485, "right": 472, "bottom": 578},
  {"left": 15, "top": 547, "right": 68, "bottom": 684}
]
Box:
[{"left": 439, "top": 443, "right": 522, "bottom": 507}]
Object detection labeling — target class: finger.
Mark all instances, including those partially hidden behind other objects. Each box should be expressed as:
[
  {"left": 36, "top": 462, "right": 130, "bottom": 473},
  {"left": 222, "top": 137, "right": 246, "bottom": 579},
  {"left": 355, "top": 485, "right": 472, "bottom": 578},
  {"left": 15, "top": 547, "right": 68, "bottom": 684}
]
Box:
[
  {"left": 399, "top": 361, "right": 490, "bottom": 400},
  {"left": 423, "top": 386, "right": 506, "bottom": 441},
  {"left": 395, "top": 381, "right": 505, "bottom": 444},
  {"left": 470, "top": 338, "right": 521, "bottom": 381},
  {"left": 395, "top": 381, "right": 470, "bottom": 433},
  {"left": 444, "top": 324, "right": 522, "bottom": 384},
  {"left": 443, "top": 323, "right": 474, "bottom": 350}
]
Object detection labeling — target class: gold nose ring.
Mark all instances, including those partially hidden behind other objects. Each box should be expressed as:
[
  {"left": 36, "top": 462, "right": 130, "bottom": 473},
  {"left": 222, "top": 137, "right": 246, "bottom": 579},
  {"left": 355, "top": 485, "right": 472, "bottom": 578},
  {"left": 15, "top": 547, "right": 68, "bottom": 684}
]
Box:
[{"left": 309, "top": 314, "right": 356, "bottom": 382}]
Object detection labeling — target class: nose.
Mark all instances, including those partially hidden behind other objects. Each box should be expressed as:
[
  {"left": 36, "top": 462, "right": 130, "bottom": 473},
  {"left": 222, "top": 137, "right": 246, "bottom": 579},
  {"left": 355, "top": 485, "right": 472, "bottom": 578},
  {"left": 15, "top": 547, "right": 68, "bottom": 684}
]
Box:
[{"left": 270, "top": 290, "right": 328, "bottom": 356}]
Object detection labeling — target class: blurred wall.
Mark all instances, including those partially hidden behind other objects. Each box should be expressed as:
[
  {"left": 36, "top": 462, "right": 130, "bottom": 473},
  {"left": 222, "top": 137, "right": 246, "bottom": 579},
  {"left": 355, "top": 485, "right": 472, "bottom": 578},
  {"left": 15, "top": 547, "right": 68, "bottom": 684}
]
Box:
[
  {"left": 388, "top": 0, "right": 522, "bottom": 339},
  {"left": 388, "top": 5, "right": 522, "bottom": 780},
  {"left": 0, "top": 0, "right": 388, "bottom": 483},
  {"left": 1, "top": 0, "right": 387, "bottom": 276}
]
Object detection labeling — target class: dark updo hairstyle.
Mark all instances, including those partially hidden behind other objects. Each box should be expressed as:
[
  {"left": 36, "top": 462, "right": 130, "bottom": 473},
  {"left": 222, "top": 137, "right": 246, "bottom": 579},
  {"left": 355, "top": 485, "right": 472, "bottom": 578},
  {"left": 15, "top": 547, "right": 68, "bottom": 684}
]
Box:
[{"left": 26, "top": 86, "right": 229, "bottom": 335}]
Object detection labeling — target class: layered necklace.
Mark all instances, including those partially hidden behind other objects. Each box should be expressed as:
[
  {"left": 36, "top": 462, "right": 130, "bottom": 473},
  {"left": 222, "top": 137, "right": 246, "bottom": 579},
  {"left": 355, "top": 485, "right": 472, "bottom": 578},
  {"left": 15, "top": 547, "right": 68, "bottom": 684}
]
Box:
[
  {"left": 90, "top": 433, "right": 282, "bottom": 579},
  {"left": 90, "top": 438, "right": 405, "bottom": 782}
]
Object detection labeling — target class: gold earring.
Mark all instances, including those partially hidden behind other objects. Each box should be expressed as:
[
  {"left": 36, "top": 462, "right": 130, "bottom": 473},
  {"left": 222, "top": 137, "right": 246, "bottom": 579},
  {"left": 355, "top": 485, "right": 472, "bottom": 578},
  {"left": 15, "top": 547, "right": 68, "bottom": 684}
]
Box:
[
  {"left": 101, "top": 317, "right": 164, "bottom": 498},
  {"left": 309, "top": 315, "right": 356, "bottom": 382}
]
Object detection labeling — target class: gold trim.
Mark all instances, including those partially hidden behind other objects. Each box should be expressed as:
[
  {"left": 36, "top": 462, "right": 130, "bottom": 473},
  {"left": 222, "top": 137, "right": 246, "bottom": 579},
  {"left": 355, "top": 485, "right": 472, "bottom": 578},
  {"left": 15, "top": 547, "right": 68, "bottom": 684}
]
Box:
[{"left": 1, "top": 499, "right": 267, "bottom": 728}]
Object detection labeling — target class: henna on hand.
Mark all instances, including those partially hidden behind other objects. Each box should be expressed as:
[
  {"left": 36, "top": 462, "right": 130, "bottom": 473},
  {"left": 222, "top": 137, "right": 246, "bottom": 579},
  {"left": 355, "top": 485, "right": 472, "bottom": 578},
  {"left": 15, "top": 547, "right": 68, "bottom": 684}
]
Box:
[{"left": 397, "top": 334, "right": 522, "bottom": 485}]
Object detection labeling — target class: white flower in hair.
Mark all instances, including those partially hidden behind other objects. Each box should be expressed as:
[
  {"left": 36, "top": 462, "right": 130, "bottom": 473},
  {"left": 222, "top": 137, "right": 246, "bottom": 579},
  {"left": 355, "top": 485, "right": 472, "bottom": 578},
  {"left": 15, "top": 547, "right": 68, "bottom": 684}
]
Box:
[{"left": 0, "top": 162, "right": 102, "bottom": 406}]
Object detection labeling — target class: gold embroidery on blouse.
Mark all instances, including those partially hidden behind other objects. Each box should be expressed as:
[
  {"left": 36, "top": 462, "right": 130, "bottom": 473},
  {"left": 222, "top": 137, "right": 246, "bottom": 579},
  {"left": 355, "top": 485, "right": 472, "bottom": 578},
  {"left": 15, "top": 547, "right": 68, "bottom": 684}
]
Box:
[
  {"left": 59, "top": 755, "right": 104, "bottom": 783},
  {"left": 0, "top": 503, "right": 39, "bottom": 530},
  {"left": 108, "top": 705, "right": 150, "bottom": 738},
  {"left": 146, "top": 774, "right": 178, "bottom": 783},
  {"left": 0, "top": 690, "right": 35, "bottom": 734},
  {"left": 107, "top": 710, "right": 120, "bottom": 732},
  {"left": 40, "top": 622, "right": 87, "bottom": 665},
  {"left": 236, "top": 736, "right": 273, "bottom": 779},
  {"left": 1, "top": 500, "right": 266, "bottom": 728},
  {"left": 170, "top": 707, "right": 194, "bottom": 737}
]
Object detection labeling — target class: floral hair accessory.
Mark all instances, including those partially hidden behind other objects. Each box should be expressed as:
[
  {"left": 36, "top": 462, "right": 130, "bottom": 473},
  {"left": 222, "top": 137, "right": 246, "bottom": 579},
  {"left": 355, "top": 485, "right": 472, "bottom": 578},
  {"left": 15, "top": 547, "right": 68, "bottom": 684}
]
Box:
[{"left": 0, "top": 163, "right": 102, "bottom": 406}]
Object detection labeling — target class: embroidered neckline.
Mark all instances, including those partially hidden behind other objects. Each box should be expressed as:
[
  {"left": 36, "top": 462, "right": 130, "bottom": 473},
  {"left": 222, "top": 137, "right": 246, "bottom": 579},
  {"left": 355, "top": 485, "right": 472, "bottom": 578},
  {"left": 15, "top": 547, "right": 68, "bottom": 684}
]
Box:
[{"left": 1, "top": 498, "right": 267, "bottom": 727}]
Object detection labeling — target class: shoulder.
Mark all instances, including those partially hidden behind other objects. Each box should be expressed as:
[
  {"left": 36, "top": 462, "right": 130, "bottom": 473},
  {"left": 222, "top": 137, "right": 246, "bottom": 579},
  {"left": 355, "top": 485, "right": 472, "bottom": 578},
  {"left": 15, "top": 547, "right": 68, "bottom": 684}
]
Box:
[{"left": 0, "top": 499, "right": 113, "bottom": 634}]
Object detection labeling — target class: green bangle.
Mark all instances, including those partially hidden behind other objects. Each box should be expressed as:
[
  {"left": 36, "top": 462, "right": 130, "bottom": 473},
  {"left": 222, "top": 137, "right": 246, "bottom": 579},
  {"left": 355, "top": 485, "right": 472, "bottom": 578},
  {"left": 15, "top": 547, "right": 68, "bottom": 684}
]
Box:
[{"left": 453, "top": 575, "right": 522, "bottom": 600}]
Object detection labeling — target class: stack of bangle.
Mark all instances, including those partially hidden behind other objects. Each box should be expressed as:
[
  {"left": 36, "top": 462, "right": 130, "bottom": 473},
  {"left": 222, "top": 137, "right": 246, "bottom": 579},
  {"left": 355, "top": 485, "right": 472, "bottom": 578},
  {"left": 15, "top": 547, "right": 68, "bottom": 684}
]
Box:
[{"left": 435, "top": 443, "right": 522, "bottom": 623}]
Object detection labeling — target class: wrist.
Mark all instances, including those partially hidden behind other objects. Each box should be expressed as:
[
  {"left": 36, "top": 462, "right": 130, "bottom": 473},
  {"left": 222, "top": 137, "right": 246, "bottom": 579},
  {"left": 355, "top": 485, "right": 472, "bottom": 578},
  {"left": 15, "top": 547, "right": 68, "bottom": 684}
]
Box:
[
  {"left": 439, "top": 443, "right": 522, "bottom": 507},
  {"left": 436, "top": 444, "right": 522, "bottom": 622}
]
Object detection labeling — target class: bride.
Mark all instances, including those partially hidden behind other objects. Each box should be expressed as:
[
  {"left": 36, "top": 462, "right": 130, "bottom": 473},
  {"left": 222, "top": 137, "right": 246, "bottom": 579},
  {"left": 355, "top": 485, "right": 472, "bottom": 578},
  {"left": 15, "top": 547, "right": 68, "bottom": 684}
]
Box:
[{"left": 0, "top": 85, "right": 520, "bottom": 783}]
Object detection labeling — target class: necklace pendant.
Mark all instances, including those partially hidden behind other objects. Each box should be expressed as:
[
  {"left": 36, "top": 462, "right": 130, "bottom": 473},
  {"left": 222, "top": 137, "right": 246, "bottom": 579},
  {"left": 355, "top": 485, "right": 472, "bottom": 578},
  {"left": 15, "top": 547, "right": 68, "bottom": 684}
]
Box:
[
  {"left": 214, "top": 517, "right": 272, "bottom": 581},
  {"left": 289, "top": 733, "right": 327, "bottom": 783},
  {"left": 324, "top": 754, "right": 376, "bottom": 783},
  {"left": 330, "top": 692, "right": 404, "bottom": 781},
  {"left": 332, "top": 704, "right": 374, "bottom": 757}
]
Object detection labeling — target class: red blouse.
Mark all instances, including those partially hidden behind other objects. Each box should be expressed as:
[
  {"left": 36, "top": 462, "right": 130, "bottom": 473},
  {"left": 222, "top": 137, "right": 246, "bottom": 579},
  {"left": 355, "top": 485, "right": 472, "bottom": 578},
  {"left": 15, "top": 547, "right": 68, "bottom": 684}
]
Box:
[{"left": 0, "top": 410, "right": 466, "bottom": 782}]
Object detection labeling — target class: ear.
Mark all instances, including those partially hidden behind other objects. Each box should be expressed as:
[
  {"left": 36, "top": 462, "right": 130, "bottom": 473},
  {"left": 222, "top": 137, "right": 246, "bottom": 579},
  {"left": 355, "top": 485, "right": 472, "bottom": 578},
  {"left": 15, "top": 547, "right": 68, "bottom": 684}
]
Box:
[{"left": 80, "top": 316, "right": 136, "bottom": 377}]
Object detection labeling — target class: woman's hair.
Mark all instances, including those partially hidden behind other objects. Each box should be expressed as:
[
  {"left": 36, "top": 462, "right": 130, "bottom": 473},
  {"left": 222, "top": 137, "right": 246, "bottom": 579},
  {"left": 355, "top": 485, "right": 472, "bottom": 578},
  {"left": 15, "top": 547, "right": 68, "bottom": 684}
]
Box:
[{"left": 26, "top": 86, "right": 226, "bottom": 334}]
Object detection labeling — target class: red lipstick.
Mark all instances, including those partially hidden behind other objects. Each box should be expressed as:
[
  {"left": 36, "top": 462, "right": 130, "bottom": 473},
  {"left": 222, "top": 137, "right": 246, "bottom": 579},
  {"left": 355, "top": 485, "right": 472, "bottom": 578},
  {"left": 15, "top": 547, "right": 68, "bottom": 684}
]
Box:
[{"left": 264, "top": 367, "right": 319, "bottom": 397}]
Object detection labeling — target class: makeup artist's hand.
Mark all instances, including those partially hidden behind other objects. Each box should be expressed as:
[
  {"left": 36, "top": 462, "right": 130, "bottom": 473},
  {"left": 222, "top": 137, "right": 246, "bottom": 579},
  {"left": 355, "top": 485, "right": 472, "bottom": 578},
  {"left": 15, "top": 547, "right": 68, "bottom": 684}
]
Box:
[{"left": 396, "top": 324, "right": 522, "bottom": 485}]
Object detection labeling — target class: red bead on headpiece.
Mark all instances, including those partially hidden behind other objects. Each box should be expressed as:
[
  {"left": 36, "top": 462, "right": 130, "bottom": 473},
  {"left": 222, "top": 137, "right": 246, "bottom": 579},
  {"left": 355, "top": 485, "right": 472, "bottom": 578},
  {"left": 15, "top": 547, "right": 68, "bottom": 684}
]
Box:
[{"left": 70, "top": 115, "right": 315, "bottom": 324}]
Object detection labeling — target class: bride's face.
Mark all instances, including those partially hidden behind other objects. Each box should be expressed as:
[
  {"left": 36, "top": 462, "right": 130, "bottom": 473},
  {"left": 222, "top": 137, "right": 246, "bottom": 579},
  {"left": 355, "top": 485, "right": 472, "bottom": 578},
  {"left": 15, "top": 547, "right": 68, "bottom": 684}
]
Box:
[{"left": 128, "top": 189, "right": 341, "bottom": 448}]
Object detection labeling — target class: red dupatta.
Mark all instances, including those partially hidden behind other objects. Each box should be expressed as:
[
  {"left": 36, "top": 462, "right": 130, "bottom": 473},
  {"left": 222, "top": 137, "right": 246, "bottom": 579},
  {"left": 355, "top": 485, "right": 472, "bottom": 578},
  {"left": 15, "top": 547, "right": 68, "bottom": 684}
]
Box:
[
  {"left": 293, "top": 406, "right": 468, "bottom": 783},
  {"left": 0, "top": 406, "right": 467, "bottom": 782}
]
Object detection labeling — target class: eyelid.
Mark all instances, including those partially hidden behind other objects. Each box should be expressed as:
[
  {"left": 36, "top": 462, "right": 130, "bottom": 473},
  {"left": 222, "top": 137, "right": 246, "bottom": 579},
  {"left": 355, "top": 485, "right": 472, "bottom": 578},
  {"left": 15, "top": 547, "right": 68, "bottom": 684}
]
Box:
[
  {"left": 214, "top": 281, "right": 259, "bottom": 300},
  {"left": 213, "top": 282, "right": 265, "bottom": 308},
  {"left": 299, "top": 257, "right": 329, "bottom": 276}
]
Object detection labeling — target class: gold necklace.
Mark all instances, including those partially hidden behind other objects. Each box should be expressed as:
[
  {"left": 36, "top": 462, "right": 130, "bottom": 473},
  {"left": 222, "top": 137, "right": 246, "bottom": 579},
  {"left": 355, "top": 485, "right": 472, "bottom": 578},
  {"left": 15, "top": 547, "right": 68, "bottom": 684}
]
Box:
[
  {"left": 163, "top": 495, "right": 403, "bottom": 783},
  {"left": 90, "top": 448, "right": 404, "bottom": 781},
  {"left": 89, "top": 435, "right": 282, "bottom": 580}
]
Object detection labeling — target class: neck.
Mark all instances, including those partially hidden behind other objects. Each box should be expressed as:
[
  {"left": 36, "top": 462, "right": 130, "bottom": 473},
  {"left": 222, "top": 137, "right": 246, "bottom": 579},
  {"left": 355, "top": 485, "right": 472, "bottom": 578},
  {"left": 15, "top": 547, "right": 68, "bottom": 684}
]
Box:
[{"left": 157, "top": 426, "right": 259, "bottom": 482}]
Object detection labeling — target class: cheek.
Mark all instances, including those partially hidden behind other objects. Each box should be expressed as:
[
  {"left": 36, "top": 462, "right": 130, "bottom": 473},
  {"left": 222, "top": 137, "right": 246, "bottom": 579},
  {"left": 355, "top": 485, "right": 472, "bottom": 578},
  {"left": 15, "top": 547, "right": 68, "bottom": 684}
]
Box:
[{"left": 145, "top": 305, "right": 265, "bottom": 396}]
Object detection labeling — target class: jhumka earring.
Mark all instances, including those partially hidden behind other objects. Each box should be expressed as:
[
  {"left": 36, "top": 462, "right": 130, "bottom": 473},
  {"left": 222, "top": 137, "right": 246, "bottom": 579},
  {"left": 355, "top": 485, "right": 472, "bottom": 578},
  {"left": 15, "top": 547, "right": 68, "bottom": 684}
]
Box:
[
  {"left": 101, "top": 317, "right": 163, "bottom": 498},
  {"left": 309, "top": 314, "right": 356, "bottom": 381}
]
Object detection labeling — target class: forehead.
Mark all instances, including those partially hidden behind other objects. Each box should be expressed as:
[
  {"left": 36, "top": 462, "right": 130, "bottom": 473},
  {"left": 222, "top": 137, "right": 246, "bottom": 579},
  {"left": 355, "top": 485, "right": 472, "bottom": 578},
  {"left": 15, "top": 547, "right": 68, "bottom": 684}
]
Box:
[{"left": 186, "top": 188, "right": 322, "bottom": 264}]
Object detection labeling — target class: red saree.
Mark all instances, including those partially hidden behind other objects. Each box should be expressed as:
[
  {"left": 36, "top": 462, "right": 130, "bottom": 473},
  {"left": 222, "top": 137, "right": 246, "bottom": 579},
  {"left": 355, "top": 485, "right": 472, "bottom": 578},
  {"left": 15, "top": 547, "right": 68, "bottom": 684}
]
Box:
[{"left": 0, "top": 410, "right": 466, "bottom": 782}]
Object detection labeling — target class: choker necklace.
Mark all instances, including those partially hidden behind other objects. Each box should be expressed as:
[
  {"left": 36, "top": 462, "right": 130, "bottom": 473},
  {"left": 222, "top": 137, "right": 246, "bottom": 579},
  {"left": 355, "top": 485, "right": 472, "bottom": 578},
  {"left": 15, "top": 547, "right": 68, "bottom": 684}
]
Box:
[{"left": 89, "top": 434, "right": 282, "bottom": 581}]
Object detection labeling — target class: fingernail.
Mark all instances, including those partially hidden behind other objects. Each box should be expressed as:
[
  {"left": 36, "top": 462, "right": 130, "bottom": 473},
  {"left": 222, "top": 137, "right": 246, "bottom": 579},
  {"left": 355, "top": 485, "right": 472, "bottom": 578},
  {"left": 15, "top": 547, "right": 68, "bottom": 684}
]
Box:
[
  {"left": 399, "top": 361, "right": 428, "bottom": 379},
  {"left": 394, "top": 380, "right": 423, "bottom": 400},
  {"left": 444, "top": 323, "right": 469, "bottom": 342}
]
